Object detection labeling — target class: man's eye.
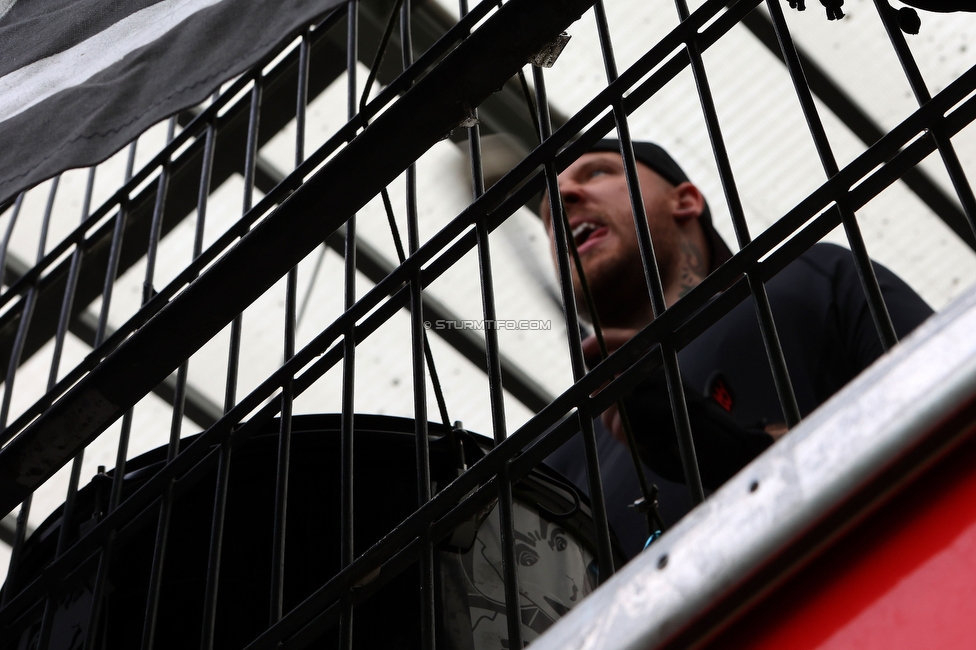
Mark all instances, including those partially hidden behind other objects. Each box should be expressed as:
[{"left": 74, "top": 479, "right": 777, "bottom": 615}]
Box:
[{"left": 588, "top": 169, "right": 608, "bottom": 179}]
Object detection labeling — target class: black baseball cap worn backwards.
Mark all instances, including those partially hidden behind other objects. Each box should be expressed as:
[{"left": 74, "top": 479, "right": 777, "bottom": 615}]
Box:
[{"left": 587, "top": 139, "right": 734, "bottom": 273}]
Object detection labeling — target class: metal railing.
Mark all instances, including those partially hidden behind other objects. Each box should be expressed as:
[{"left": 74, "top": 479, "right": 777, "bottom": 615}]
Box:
[{"left": 0, "top": 0, "right": 974, "bottom": 647}]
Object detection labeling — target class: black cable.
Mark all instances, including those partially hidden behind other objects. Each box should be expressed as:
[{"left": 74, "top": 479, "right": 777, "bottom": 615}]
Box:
[{"left": 355, "top": 0, "right": 453, "bottom": 433}]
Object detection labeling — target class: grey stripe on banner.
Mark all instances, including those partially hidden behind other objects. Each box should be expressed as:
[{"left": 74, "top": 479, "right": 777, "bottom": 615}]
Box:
[
  {"left": 0, "top": 0, "right": 224, "bottom": 124},
  {"left": 0, "top": 0, "right": 17, "bottom": 23}
]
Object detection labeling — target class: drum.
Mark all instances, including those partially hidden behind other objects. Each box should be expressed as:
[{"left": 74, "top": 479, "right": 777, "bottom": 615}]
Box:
[{"left": 3, "top": 414, "right": 624, "bottom": 649}]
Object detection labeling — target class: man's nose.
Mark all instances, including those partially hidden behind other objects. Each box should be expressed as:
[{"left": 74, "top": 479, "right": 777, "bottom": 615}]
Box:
[{"left": 558, "top": 177, "right": 583, "bottom": 207}]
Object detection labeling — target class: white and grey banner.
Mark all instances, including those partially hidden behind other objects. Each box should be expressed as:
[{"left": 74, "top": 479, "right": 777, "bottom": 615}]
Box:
[{"left": 0, "top": 0, "right": 344, "bottom": 206}]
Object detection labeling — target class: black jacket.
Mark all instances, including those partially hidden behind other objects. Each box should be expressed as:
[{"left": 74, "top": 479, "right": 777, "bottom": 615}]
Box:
[{"left": 546, "top": 243, "right": 934, "bottom": 559}]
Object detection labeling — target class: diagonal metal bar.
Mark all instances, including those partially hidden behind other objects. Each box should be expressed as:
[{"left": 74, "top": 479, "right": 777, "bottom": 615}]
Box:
[
  {"left": 0, "top": 0, "right": 594, "bottom": 518},
  {"left": 0, "top": 0, "right": 553, "bottom": 422},
  {"left": 0, "top": 252, "right": 222, "bottom": 431},
  {"left": 251, "top": 159, "right": 555, "bottom": 413},
  {"left": 1, "top": 47, "right": 971, "bottom": 634},
  {"left": 0, "top": 15, "right": 351, "bottom": 383},
  {"left": 740, "top": 6, "right": 975, "bottom": 251}
]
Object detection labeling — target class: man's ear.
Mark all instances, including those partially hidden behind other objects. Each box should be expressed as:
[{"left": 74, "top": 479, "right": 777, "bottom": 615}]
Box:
[{"left": 672, "top": 182, "right": 705, "bottom": 222}]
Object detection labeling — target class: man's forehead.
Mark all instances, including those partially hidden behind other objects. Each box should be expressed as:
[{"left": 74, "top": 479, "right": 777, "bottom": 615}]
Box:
[
  {"left": 540, "top": 151, "right": 655, "bottom": 211},
  {"left": 543, "top": 151, "right": 624, "bottom": 200},
  {"left": 562, "top": 150, "right": 625, "bottom": 174}
]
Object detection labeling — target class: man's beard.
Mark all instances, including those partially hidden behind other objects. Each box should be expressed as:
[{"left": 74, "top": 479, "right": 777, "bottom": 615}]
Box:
[{"left": 572, "top": 256, "right": 656, "bottom": 328}]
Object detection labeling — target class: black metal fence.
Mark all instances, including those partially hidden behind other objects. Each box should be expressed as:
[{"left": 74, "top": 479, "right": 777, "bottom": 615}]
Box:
[{"left": 0, "top": 0, "right": 974, "bottom": 647}]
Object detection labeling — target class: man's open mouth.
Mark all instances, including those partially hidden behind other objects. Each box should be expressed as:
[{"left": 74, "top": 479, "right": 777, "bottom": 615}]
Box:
[{"left": 571, "top": 221, "right": 608, "bottom": 251}]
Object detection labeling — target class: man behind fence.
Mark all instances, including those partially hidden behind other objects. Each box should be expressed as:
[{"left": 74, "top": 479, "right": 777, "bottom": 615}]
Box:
[{"left": 541, "top": 139, "right": 933, "bottom": 559}]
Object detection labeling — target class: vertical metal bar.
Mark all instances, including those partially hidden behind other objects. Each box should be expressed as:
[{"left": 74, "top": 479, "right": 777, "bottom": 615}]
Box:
[
  {"left": 340, "top": 5, "right": 358, "bottom": 647},
  {"left": 224, "top": 323, "right": 244, "bottom": 413},
  {"left": 666, "top": 0, "right": 803, "bottom": 429},
  {"left": 1, "top": 176, "right": 60, "bottom": 607},
  {"left": 195, "top": 99, "right": 219, "bottom": 264},
  {"left": 0, "top": 179, "right": 58, "bottom": 426},
  {"left": 51, "top": 171, "right": 97, "bottom": 535},
  {"left": 300, "top": 0, "right": 374, "bottom": 335},
  {"left": 459, "top": 0, "right": 481, "bottom": 200},
  {"left": 0, "top": 197, "right": 26, "bottom": 599},
  {"left": 558, "top": 5, "right": 707, "bottom": 506},
  {"left": 0, "top": 192, "right": 24, "bottom": 290},
  {"left": 872, "top": 0, "right": 976, "bottom": 241},
  {"left": 422, "top": 339, "right": 452, "bottom": 429},
  {"left": 82, "top": 140, "right": 138, "bottom": 650},
  {"left": 108, "top": 405, "right": 135, "bottom": 514},
  {"left": 141, "top": 352, "right": 185, "bottom": 645},
  {"left": 138, "top": 117, "right": 182, "bottom": 650},
  {"left": 227, "top": 72, "right": 276, "bottom": 628},
  {"left": 0, "top": 495, "right": 31, "bottom": 607},
  {"left": 224, "top": 173, "right": 246, "bottom": 650},
  {"left": 355, "top": 2, "right": 452, "bottom": 432},
  {"left": 227, "top": 74, "right": 274, "bottom": 627},
  {"left": 297, "top": 32, "right": 311, "bottom": 171},
  {"left": 142, "top": 118, "right": 178, "bottom": 306},
  {"left": 584, "top": 2, "right": 683, "bottom": 526},
  {"left": 198, "top": 91, "right": 227, "bottom": 650},
  {"left": 139, "top": 436, "right": 176, "bottom": 650},
  {"left": 91, "top": 211, "right": 129, "bottom": 357},
  {"left": 457, "top": 0, "right": 524, "bottom": 645},
  {"left": 400, "top": 3, "right": 435, "bottom": 647},
  {"left": 270, "top": 25, "right": 308, "bottom": 630},
  {"left": 165, "top": 376, "right": 186, "bottom": 466},
  {"left": 200, "top": 438, "right": 231, "bottom": 650},
  {"left": 47, "top": 169, "right": 96, "bottom": 392},
  {"left": 226, "top": 80, "right": 262, "bottom": 422},
  {"left": 84, "top": 529, "right": 115, "bottom": 649},
  {"left": 532, "top": 65, "right": 617, "bottom": 583},
  {"left": 35, "top": 176, "right": 59, "bottom": 266},
  {"left": 762, "top": 0, "right": 897, "bottom": 352},
  {"left": 111, "top": 121, "right": 175, "bottom": 512},
  {"left": 470, "top": 59, "right": 526, "bottom": 650},
  {"left": 111, "top": 121, "right": 174, "bottom": 517},
  {"left": 35, "top": 167, "right": 98, "bottom": 650},
  {"left": 95, "top": 166, "right": 136, "bottom": 353}
]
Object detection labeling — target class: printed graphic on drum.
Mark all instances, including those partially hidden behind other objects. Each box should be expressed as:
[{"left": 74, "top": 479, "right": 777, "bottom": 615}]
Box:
[
  {"left": 3, "top": 414, "right": 624, "bottom": 649},
  {"left": 439, "top": 499, "right": 598, "bottom": 649}
]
